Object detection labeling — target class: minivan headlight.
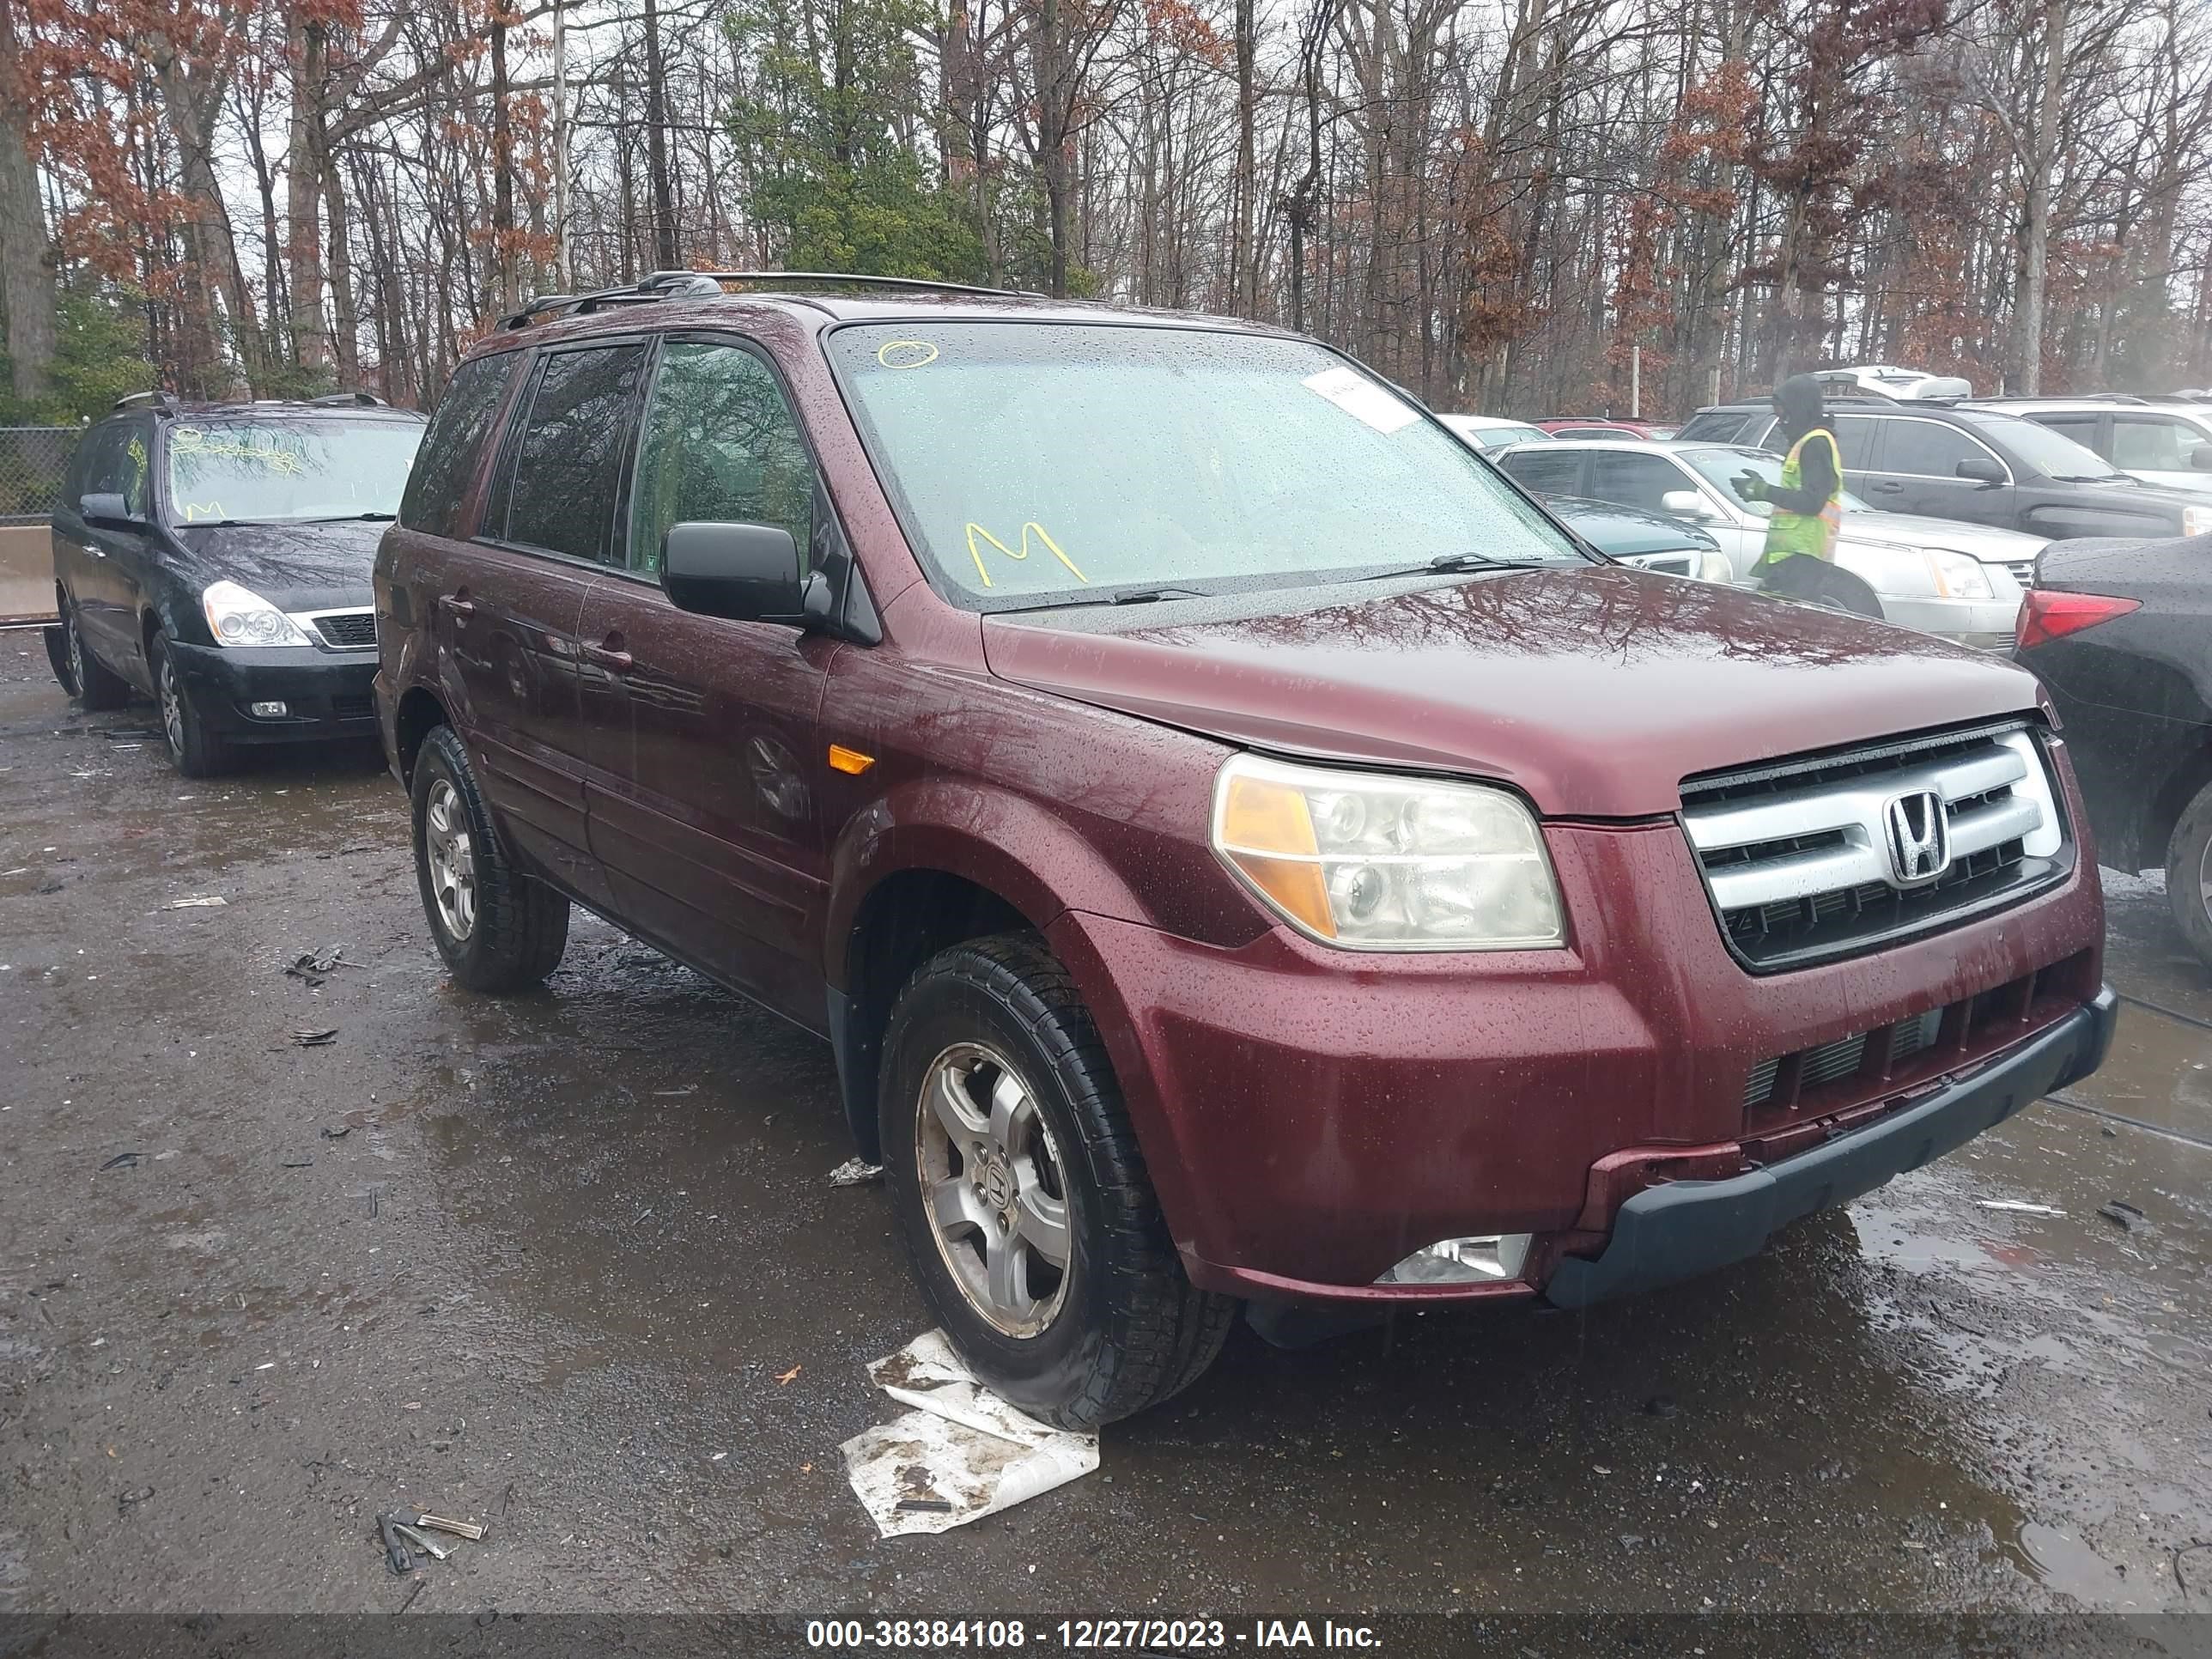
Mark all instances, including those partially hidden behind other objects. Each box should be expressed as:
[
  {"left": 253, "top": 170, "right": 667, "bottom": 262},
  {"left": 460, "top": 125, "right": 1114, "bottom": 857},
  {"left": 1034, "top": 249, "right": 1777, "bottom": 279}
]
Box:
[
  {"left": 202, "top": 580, "right": 312, "bottom": 647},
  {"left": 2184, "top": 505, "right": 2211, "bottom": 538},
  {"left": 1210, "top": 754, "right": 1565, "bottom": 950}
]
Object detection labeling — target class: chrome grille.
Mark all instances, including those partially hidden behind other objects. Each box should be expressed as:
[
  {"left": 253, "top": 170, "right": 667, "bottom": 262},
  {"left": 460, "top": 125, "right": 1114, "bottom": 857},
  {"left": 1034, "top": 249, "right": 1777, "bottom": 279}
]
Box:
[
  {"left": 1681, "top": 723, "right": 2069, "bottom": 970},
  {"left": 1619, "top": 551, "right": 1697, "bottom": 577},
  {"left": 311, "top": 610, "right": 377, "bottom": 650}
]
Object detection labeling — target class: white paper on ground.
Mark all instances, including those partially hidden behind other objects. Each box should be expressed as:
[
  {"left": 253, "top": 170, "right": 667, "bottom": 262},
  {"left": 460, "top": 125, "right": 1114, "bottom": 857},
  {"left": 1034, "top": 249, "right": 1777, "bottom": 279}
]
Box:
[
  {"left": 841, "top": 1328, "right": 1098, "bottom": 1537},
  {"left": 1300, "top": 364, "right": 1419, "bottom": 434}
]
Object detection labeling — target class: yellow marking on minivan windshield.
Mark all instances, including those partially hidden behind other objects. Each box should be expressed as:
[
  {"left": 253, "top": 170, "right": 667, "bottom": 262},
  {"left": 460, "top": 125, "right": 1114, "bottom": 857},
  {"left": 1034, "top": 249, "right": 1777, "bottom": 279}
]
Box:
[
  {"left": 963, "top": 521, "right": 1088, "bottom": 588},
  {"left": 877, "top": 340, "right": 939, "bottom": 370}
]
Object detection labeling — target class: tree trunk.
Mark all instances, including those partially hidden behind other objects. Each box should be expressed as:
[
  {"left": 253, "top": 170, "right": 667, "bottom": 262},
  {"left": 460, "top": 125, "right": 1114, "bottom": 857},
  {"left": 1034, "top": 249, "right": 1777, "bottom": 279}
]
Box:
[
  {"left": 1231, "top": 0, "right": 1256, "bottom": 316},
  {"left": 643, "top": 0, "right": 678, "bottom": 270},
  {"left": 324, "top": 149, "right": 360, "bottom": 384},
  {"left": 2016, "top": 0, "right": 2066, "bottom": 394},
  {"left": 490, "top": 9, "right": 519, "bottom": 312},
  {"left": 0, "top": 0, "right": 56, "bottom": 404},
  {"left": 286, "top": 14, "right": 330, "bottom": 370}
]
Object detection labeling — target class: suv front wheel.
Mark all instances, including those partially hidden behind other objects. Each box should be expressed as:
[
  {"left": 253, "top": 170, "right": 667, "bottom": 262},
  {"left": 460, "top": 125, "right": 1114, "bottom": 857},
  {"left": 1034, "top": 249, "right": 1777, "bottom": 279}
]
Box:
[
  {"left": 410, "top": 725, "right": 570, "bottom": 991},
  {"left": 879, "top": 934, "right": 1237, "bottom": 1428}
]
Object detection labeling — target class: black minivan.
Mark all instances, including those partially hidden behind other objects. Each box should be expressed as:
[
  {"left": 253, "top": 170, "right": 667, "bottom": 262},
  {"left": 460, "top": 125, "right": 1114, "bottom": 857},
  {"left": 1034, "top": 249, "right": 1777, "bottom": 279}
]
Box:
[
  {"left": 1676, "top": 395, "right": 2210, "bottom": 544},
  {"left": 48, "top": 392, "right": 426, "bottom": 775}
]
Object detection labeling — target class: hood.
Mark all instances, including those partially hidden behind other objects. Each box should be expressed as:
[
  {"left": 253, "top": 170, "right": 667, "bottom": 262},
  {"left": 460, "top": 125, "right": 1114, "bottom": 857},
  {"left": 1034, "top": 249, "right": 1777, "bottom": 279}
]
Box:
[
  {"left": 980, "top": 568, "right": 2044, "bottom": 817},
  {"left": 169, "top": 519, "right": 386, "bottom": 611},
  {"left": 1547, "top": 496, "right": 1718, "bottom": 557},
  {"left": 1838, "top": 508, "right": 2048, "bottom": 560}
]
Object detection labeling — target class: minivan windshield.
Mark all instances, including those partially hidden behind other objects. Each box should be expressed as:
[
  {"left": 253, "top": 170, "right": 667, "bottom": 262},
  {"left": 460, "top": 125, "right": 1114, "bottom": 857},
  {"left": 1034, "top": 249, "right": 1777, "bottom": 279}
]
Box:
[
  {"left": 827, "top": 322, "right": 1584, "bottom": 608},
  {"left": 166, "top": 419, "right": 424, "bottom": 525}
]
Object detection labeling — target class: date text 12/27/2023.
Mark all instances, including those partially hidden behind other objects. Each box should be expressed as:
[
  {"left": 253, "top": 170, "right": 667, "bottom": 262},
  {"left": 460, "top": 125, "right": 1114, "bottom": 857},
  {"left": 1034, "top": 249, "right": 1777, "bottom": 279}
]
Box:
[{"left": 804, "top": 1620, "right": 1382, "bottom": 1650}]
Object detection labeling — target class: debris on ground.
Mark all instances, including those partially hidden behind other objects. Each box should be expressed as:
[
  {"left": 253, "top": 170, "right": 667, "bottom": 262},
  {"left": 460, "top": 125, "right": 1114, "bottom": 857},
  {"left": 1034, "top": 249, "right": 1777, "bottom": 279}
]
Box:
[
  {"left": 2098, "top": 1200, "right": 2148, "bottom": 1232},
  {"left": 1977, "top": 1200, "right": 2067, "bottom": 1216},
  {"left": 167, "top": 896, "right": 228, "bottom": 908},
  {"left": 320, "top": 1124, "right": 352, "bottom": 1139},
  {"left": 100, "top": 726, "right": 162, "bottom": 742},
  {"left": 99, "top": 1152, "right": 143, "bottom": 1171},
  {"left": 828, "top": 1158, "right": 884, "bottom": 1188},
  {"left": 116, "top": 1487, "right": 154, "bottom": 1516},
  {"left": 416, "top": 1513, "right": 487, "bottom": 1541},
  {"left": 379, "top": 1512, "right": 416, "bottom": 1575},
  {"left": 775, "top": 1364, "right": 802, "bottom": 1385},
  {"left": 282, "top": 1157, "right": 314, "bottom": 1169},
  {"left": 842, "top": 1328, "right": 1098, "bottom": 1538},
  {"left": 292, "top": 1028, "right": 338, "bottom": 1047},
  {"left": 286, "top": 948, "right": 343, "bottom": 986},
  {"left": 391, "top": 1522, "right": 451, "bottom": 1560}
]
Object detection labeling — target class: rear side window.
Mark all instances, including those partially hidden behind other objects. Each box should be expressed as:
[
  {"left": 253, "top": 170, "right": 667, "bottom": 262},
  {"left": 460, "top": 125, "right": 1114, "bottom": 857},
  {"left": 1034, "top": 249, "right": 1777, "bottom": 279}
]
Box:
[
  {"left": 402, "top": 353, "right": 520, "bottom": 537},
  {"left": 1831, "top": 415, "right": 1882, "bottom": 470},
  {"left": 496, "top": 344, "right": 648, "bottom": 562},
  {"left": 1499, "top": 448, "right": 1583, "bottom": 496},
  {"left": 2033, "top": 411, "right": 2103, "bottom": 454},
  {"left": 1883, "top": 418, "right": 1996, "bottom": 479}
]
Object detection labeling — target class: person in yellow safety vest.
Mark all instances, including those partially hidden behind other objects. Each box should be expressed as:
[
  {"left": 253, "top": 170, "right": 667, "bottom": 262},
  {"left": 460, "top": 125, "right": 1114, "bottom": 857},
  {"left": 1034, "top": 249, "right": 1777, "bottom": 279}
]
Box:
[{"left": 1730, "top": 374, "right": 1881, "bottom": 617}]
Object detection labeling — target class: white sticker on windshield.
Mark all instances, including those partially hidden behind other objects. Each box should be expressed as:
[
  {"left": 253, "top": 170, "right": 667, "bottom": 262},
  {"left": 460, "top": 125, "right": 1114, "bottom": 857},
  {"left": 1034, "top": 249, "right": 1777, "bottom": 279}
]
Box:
[{"left": 1301, "top": 365, "right": 1419, "bottom": 434}]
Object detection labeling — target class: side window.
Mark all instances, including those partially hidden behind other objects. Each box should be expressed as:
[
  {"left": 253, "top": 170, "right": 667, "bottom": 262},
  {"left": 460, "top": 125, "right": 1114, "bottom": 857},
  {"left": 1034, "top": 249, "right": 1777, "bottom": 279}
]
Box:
[
  {"left": 1587, "top": 451, "right": 1684, "bottom": 514},
  {"left": 627, "top": 341, "right": 817, "bottom": 576},
  {"left": 74, "top": 424, "right": 125, "bottom": 499},
  {"left": 2110, "top": 415, "right": 2198, "bottom": 471},
  {"left": 402, "top": 353, "right": 520, "bottom": 537},
  {"left": 116, "top": 422, "right": 150, "bottom": 517},
  {"left": 1498, "top": 449, "right": 1583, "bottom": 497},
  {"left": 499, "top": 343, "right": 648, "bottom": 562},
  {"left": 1884, "top": 420, "right": 1995, "bottom": 479},
  {"left": 1831, "top": 415, "right": 1881, "bottom": 471},
  {"left": 1676, "top": 411, "right": 1752, "bottom": 444}
]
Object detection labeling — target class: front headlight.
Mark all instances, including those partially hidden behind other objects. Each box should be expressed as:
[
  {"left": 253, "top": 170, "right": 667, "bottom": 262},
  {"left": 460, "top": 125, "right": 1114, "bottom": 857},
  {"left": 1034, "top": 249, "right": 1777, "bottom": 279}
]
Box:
[
  {"left": 1929, "top": 550, "right": 1995, "bottom": 600},
  {"left": 2183, "top": 505, "right": 2211, "bottom": 538},
  {"left": 1210, "top": 754, "right": 1565, "bottom": 950},
  {"left": 1696, "top": 551, "right": 1736, "bottom": 584},
  {"left": 202, "top": 580, "right": 312, "bottom": 647}
]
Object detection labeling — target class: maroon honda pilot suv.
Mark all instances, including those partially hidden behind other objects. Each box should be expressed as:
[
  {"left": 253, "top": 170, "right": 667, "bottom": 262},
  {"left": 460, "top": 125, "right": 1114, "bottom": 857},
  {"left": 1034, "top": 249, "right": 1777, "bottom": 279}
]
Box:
[{"left": 374, "top": 273, "right": 2115, "bottom": 1425}]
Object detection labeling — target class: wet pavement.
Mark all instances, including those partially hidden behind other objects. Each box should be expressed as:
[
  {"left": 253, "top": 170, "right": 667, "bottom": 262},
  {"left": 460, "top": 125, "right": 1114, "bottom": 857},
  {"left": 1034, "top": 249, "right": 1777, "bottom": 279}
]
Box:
[{"left": 1, "top": 637, "right": 2209, "bottom": 1619}]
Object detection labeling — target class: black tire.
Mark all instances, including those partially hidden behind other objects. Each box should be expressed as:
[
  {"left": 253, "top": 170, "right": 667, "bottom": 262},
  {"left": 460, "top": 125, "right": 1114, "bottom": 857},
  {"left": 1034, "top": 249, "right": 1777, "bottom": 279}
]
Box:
[
  {"left": 2165, "top": 778, "right": 2212, "bottom": 970},
  {"left": 54, "top": 594, "right": 131, "bottom": 710},
  {"left": 879, "top": 933, "right": 1237, "bottom": 1428},
  {"left": 410, "top": 724, "right": 569, "bottom": 992},
  {"left": 150, "top": 630, "right": 233, "bottom": 777}
]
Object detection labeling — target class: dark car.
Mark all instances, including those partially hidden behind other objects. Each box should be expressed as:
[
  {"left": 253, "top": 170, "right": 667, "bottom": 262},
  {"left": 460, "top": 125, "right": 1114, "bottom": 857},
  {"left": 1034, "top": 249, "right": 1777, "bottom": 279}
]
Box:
[
  {"left": 1541, "top": 495, "right": 1723, "bottom": 579},
  {"left": 2014, "top": 534, "right": 2212, "bottom": 965},
  {"left": 47, "top": 391, "right": 427, "bottom": 775},
  {"left": 1676, "top": 394, "right": 2212, "bottom": 543},
  {"left": 374, "top": 272, "right": 2112, "bottom": 1425}
]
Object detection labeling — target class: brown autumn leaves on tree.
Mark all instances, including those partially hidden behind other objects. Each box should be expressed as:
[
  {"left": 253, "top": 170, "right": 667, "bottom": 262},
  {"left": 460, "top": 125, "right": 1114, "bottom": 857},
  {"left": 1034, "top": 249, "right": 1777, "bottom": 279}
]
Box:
[{"left": 6, "top": 0, "right": 2212, "bottom": 416}]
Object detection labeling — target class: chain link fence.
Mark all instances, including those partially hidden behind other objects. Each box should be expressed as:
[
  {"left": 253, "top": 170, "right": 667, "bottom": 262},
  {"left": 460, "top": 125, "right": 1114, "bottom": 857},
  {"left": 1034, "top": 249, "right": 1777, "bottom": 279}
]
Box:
[{"left": 0, "top": 428, "right": 82, "bottom": 526}]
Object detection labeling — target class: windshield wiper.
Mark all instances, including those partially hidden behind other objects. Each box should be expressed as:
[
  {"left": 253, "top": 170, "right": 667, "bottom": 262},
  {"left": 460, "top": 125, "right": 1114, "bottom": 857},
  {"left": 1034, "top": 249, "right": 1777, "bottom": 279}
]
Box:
[
  {"left": 1357, "top": 551, "right": 1557, "bottom": 581},
  {"left": 302, "top": 512, "right": 398, "bottom": 522},
  {"left": 2050, "top": 474, "right": 2125, "bottom": 484},
  {"left": 992, "top": 586, "right": 1211, "bottom": 614}
]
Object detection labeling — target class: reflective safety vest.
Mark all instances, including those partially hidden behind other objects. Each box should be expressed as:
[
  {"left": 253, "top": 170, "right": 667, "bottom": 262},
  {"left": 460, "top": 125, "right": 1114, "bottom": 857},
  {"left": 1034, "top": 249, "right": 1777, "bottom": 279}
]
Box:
[{"left": 1758, "top": 428, "right": 1844, "bottom": 565}]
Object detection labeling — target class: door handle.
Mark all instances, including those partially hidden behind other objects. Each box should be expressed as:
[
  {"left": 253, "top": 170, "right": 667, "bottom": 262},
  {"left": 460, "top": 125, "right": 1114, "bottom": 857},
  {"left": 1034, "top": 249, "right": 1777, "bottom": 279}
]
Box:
[
  {"left": 582, "top": 639, "right": 634, "bottom": 673},
  {"left": 1871, "top": 481, "right": 1904, "bottom": 493},
  {"left": 439, "top": 592, "right": 475, "bottom": 616}
]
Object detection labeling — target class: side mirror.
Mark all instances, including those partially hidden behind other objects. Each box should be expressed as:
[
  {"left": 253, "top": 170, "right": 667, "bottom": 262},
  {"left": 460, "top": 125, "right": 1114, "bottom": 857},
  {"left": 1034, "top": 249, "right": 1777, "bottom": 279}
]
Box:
[
  {"left": 81, "top": 491, "right": 142, "bottom": 526},
  {"left": 661, "top": 521, "right": 805, "bottom": 624},
  {"left": 2190, "top": 444, "right": 2212, "bottom": 472},
  {"left": 1659, "top": 489, "right": 1713, "bottom": 520},
  {"left": 1954, "top": 457, "right": 2006, "bottom": 485}
]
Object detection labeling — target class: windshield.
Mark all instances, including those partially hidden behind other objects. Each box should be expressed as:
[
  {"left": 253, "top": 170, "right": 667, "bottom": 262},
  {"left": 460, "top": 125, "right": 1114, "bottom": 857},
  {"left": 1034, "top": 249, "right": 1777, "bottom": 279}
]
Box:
[
  {"left": 827, "top": 323, "right": 1583, "bottom": 608},
  {"left": 165, "top": 419, "right": 425, "bottom": 525},
  {"left": 1967, "top": 413, "right": 2125, "bottom": 480},
  {"left": 1675, "top": 446, "right": 1873, "bottom": 516}
]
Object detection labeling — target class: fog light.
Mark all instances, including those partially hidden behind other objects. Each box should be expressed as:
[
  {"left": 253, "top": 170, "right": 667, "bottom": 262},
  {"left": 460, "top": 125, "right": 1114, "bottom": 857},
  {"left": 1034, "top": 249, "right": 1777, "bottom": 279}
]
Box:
[
  {"left": 249, "top": 700, "right": 289, "bottom": 718},
  {"left": 1376, "top": 1234, "right": 1532, "bottom": 1285}
]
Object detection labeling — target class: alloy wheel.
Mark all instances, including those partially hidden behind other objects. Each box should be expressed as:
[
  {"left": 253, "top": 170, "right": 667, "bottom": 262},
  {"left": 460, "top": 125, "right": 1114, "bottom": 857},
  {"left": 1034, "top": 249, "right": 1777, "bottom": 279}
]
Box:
[
  {"left": 2201, "top": 835, "right": 2212, "bottom": 928},
  {"left": 158, "top": 653, "right": 185, "bottom": 757},
  {"left": 423, "top": 778, "right": 478, "bottom": 941},
  {"left": 64, "top": 611, "right": 87, "bottom": 696},
  {"left": 915, "top": 1041, "right": 1073, "bottom": 1337}
]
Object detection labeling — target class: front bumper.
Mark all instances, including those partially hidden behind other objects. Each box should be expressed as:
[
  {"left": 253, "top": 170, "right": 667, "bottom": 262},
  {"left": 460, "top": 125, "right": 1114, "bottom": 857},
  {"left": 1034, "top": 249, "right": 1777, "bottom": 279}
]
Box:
[
  {"left": 1044, "top": 799, "right": 2108, "bottom": 1307},
  {"left": 1545, "top": 987, "right": 2116, "bottom": 1307},
  {"left": 168, "top": 640, "right": 380, "bottom": 744},
  {"left": 1869, "top": 592, "right": 2020, "bottom": 646}
]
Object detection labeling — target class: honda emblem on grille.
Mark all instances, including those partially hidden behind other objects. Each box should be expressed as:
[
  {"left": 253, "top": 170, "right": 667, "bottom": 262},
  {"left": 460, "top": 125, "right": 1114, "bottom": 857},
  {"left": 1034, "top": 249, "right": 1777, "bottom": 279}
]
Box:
[{"left": 1883, "top": 790, "right": 1951, "bottom": 884}]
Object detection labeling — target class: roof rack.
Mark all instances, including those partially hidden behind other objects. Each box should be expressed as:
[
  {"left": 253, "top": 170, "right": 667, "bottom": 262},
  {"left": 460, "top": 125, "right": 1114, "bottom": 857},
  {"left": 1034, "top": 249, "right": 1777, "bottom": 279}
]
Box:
[
  {"left": 498, "top": 268, "right": 1037, "bottom": 331},
  {"left": 309, "top": 390, "right": 389, "bottom": 407},
  {"left": 112, "top": 390, "right": 180, "bottom": 414}
]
